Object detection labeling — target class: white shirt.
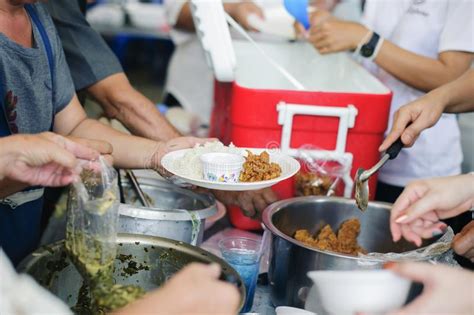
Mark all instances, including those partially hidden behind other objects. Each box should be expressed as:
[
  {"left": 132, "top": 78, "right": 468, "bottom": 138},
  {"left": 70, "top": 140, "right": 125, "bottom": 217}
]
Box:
[
  {"left": 0, "top": 250, "right": 72, "bottom": 315},
  {"left": 361, "top": 0, "right": 474, "bottom": 186},
  {"left": 163, "top": 0, "right": 362, "bottom": 124}
]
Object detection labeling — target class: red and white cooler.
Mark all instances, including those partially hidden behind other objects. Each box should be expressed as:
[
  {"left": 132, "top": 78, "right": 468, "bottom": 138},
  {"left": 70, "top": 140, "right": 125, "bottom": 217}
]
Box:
[{"left": 190, "top": 1, "right": 392, "bottom": 230}]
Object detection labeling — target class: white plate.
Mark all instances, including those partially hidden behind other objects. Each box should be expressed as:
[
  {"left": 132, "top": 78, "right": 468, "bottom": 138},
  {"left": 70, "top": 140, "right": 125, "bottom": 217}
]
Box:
[{"left": 161, "top": 148, "right": 300, "bottom": 191}]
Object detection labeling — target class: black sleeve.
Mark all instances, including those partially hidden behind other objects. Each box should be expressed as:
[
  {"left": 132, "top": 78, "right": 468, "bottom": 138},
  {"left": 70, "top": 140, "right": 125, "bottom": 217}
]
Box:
[{"left": 45, "top": 0, "right": 123, "bottom": 91}]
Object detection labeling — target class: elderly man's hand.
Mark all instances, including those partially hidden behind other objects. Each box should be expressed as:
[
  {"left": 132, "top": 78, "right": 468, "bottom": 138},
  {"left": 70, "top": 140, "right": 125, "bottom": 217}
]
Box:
[
  {"left": 0, "top": 132, "right": 100, "bottom": 186},
  {"left": 453, "top": 221, "right": 474, "bottom": 262},
  {"left": 151, "top": 137, "right": 216, "bottom": 177},
  {"left": 212, "top": 188, "right": 278, "bottom": 219}
]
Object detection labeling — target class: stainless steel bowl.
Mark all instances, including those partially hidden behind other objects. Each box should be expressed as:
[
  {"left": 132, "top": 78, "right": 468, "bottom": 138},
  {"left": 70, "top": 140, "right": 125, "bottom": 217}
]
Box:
[
  {"left": 120, "top": 177, "right": 217, "bottom": 245},
  {"left": 18, "top": 234, "right": 245, "bottom": 311},
  {"left": 262, "top": 196, "right": 448, "bottom": 308}
]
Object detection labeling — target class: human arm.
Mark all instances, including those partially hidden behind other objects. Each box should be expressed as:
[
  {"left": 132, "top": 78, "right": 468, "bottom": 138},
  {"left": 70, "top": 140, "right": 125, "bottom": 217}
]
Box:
[
  {"left": 380, "top": 69, "right": 474, "bottom": 150},
  {"left": 113, "top": 263, "right": 240, "bottom": 315},
  {"left": 53, "top": 95, "right": 207, "bottom": 171},
  {"left": 390, "top": 174, "right": 474, "bottom": 246},
  {"left": 0, "top": 132, "right": 100, "bottom": 198},
  {"left": 172, "top": 1, "right": 264, "bottom": 32},
  {"left": 87, "top": 73, "right": 180, "bottom": 141},
  {"left": 453, "top": 221, "right": 474, "bottom": 262},
  {"left": 307, "top": 11, "right": 473, "bottom": 92},
  {"left": 385, "top": 262, "right": 474, "bottom": 315}
]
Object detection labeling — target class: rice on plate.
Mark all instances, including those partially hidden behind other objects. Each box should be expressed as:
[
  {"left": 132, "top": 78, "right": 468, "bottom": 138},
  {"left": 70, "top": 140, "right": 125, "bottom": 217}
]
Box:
[{"left": 171, "top": 142, "right": 240, "bottom": 179}]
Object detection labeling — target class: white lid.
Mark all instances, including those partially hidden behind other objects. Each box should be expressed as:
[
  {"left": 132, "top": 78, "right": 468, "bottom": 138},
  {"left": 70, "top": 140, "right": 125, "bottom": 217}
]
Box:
[{"left": 190, "top": 0, "right": 236, "bottom": 82}]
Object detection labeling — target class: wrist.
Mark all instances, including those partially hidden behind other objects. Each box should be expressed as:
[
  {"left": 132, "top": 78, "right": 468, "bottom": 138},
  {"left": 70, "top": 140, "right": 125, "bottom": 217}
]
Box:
[
  {"left": 463, "top": 173, "right": 474, "bottom": 210},
  {"left": 352, "top": 24, "right": 371, "bottom": 51},
  {"left": 0, "top": 137, "right": 20, "bottom": 179},
  {"left": 148, "top": 141, "right": 167, "bottom": 171}
]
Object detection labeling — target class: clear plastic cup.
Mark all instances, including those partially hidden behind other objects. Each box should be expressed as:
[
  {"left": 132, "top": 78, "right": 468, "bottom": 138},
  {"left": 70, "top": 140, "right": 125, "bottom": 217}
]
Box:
[{"left": 219, "top": 237, "right": 262, "bottom": 313}]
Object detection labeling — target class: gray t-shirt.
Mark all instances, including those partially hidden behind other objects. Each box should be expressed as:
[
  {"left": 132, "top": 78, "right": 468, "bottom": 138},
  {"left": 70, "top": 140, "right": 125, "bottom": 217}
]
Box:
[
  {"left": 0, "top": 3, "right": 74, "bottom": 134},
  {"left": 45, "top": 0, "right": 123, "bottom": 91}
]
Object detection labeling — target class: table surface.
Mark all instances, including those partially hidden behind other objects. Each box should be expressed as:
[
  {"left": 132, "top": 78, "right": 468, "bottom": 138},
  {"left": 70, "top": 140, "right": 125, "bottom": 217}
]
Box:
[{"left": 250, "top": 284, "right": 276, "bottom": 315}]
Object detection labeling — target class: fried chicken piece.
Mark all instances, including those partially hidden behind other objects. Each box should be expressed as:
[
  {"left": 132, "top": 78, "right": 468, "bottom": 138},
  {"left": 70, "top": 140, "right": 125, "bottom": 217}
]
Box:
[
  {"left": 337, "top": 218, "right": 366, "bottom": 255},
  {"left": 293, "top": 218, "right": 367, "bottom": 256},
  {"left": 239, "top": 151, "right": 282, "bottom": 182},
  {"left": 294, "top": 229, "right": 317, "bottom": 247},
  {"left": 315, "top": 225, "right": 338, "bottom": 251},
  {"left": 295, "top": 172, "right": 334, "bottom": 196}
]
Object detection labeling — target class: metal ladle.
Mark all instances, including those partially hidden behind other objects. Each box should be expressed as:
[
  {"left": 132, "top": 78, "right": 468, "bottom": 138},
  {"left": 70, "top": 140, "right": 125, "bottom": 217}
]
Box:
[{"left": 355, "top": 138, "right": 404, "bottom": 211}]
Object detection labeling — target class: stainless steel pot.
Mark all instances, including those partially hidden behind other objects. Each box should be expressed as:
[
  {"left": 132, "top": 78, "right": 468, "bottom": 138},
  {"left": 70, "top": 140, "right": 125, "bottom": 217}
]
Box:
[
  {"left": 18, "top": 234, "right": 245, "bottom": 311},
  {"left": 120, "top": 177, "right": 217, "bottom": 245},
  {"left": 262, "top": 196, "right": 449, "bottom": 308}
]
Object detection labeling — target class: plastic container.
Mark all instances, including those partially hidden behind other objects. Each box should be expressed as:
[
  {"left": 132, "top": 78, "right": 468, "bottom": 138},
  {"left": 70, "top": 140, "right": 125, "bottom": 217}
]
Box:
[{"left": 200, "top": 152, "right": 244, "bottom": 183}]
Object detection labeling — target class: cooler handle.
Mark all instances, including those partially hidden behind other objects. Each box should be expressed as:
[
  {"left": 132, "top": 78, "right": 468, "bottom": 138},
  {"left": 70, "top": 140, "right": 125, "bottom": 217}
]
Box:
[{"left": 277, "top": 102, "right": 358, "bottom": 154}]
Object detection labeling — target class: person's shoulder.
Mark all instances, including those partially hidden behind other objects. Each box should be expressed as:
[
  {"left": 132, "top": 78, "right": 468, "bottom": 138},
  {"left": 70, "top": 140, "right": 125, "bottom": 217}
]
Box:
[{"left": 31, "top": 3, "right": 57, "bottom": 30}]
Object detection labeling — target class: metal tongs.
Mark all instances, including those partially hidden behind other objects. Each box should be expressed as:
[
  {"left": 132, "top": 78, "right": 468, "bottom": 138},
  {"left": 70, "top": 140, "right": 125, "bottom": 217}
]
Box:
[
  {"left": 355, "top": 138, "right": 404, "bottom": 211},
  {"left": 125, "top": 170, "right": 151, "bottom": 208}
]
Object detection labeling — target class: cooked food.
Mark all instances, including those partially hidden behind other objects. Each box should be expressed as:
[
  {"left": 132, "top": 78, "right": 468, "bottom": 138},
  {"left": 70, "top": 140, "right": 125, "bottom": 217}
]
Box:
[
  {"left": 294, "top": 218, "right": 367, "bottom": 255},
  {"left": 172, "top": 142, "right": 240, "bottom": 179},
  {"left": 295, "top": 172, "right": 333, "bottom": 196},
  {"left": 239, "top": 151, "right": 282, "bottom": 182}
]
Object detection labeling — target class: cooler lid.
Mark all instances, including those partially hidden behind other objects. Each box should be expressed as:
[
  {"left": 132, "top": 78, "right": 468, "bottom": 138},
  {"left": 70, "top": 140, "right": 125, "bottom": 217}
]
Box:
[{"left": 190, "top": 0, "right": 236, "bottom": 82}]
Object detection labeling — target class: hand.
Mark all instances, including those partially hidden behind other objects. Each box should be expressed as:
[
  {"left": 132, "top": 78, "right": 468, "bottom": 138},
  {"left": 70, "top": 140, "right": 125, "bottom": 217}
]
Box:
[
  {"left": 308, "top": 11, "right": 368, "bottom": 54},
  {"left": 0, "top": 132, "right": 100, "bottom": 186},
  {"left": 227, "top": 2, "right": 264, "bottom": 32},
  {"left": 114, "top": 263, "right": 240, "bottom": 315},
  {"left": 294, "top": 21, "right": 308, "bottom": 39},
  {"left": 390, "top": 175, "right": 474, "bottom": 246},
  {"left": 453, "top": 221, "right": 474, "bottom": 262},
  {"left": 385, "top": 262, "right": 474, "bottom": 315},
  {"left": 379, "top": 92, "right": 446, "bottom": 151},
  {"left": 212, "top": 188, "right": 278, "bottom": 219},
  {"left": 66, "top": 136, "right": 114, "bottom": 165},
  {"left": 151, "top": 137, "right": 215, "bottom": 176}
]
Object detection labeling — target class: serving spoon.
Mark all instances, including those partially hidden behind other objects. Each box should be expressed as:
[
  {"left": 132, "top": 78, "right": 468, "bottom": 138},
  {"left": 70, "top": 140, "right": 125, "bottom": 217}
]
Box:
[{"left": 355, "top": 138, "right": 404, "bottom": 211}]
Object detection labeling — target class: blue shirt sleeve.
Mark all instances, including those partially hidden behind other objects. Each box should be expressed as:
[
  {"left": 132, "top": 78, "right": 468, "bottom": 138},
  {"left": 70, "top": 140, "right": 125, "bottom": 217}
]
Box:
[{"left": 44, "top": 0, "right": 124, "bottom": 91}]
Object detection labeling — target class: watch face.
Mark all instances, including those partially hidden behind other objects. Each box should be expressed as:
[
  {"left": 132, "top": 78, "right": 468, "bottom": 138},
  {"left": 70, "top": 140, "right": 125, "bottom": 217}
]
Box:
[{"left": 361, "top": 46, "right": 374, "bottom": 57}]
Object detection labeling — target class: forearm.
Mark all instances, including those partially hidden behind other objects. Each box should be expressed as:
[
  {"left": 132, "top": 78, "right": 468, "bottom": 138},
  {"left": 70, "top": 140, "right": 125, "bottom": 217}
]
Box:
[
  {"left": 69, "top": 119, "right": 162, "bottom": 170},
  {"left": 0, "top": 138, "right": 28, "bottom": 197},
  {"left": 374, "top": 41, "right": 473, "bottom": 92},
  {"left": 436, "top": 70, "right": 474, "bottom": 113},
  {"left": 87, "top": 73, "right": 180, "bottom": 141}
]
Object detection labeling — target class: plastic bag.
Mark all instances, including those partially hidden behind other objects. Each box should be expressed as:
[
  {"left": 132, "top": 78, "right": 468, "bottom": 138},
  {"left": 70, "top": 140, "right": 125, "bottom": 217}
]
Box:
[
  {"left": 65, "top": 157, "right": 120, "bottom": 278},
  {"left": 295, "top": 145, "right": 350, "bottom": 197},
  {"left": 356, "top": 227, "right": 459, "bottom": 268}
]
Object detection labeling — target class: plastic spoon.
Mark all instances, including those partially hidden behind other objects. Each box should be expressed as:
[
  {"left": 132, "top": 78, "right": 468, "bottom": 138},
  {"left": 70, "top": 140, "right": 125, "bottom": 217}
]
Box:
[
  {"left": 284, "top": 0, "right": 310, "bottom": 29},
  {"left": 355, "top": 138, "right": 404, "bottom": 211}
]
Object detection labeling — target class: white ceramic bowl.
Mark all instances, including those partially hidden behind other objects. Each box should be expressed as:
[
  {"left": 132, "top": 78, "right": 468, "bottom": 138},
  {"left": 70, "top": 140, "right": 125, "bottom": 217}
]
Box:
[
  {"left": 200, "top": 153, "right": 244, "bottom": 183},
  {"left": 307, "top": 270, "right": 411, "bottom": 315}
]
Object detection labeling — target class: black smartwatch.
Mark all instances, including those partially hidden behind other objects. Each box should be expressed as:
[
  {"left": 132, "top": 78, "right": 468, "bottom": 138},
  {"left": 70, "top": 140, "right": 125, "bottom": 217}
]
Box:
[{"left": 360, "top": 32, "right": 380, "bottom": 58}]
